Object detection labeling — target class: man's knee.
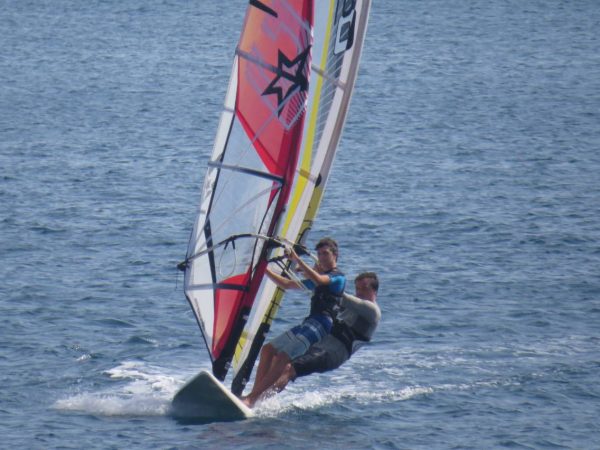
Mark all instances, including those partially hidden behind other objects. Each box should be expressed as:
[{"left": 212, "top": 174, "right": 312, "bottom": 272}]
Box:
[
  {"left": 282, "top": 362, "right": 296, "bottom": 380},
  {"left": 274, "top": 351, "right": 291, "bottom": 366},
  {"left": 261, "top": 343, "right": 276, "bottom": 358}
]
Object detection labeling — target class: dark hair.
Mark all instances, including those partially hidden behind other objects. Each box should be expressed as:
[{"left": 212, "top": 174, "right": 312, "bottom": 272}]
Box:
[
  {"left": 315, "top": 237, "right": 338, "bottom": 258},
  {"left": 355, "top": 272, "right": 379, "bottom": 292}
]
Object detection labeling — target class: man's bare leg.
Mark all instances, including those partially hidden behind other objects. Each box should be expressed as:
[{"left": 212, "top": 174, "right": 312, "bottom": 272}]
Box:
[
  {"left": 253, "top": 344, "right": 276, "bottom": 389},
  {"left": 272, "top": 363, "right": 296, "bottom": 393},
  {"left": 244, "top": 352, "right": 290, "bottom": 407},
  {"left": 241, "top": 344, "right": 276, "bottom": 403}
]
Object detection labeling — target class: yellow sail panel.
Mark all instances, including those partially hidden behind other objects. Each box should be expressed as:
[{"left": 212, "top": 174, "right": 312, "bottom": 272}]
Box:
[{"left": 280, "top": 0, "right": 337, "bottom": 236}]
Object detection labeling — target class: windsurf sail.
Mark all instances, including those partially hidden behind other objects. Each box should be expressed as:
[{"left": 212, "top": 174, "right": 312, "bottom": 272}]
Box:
[
  {"left": 230, "top": 0, "right": 372, "bottom": 395},
  {"left": 181, "top": 0, "right": 313, "bottom": 381},
  {"left": 180, "top": 0, "right": 371, "bottom": 395}
]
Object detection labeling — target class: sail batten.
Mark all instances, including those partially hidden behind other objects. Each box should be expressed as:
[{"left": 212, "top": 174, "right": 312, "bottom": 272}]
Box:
[
  {"left": 207, "top": 161, "right": 285, "bottom": 184},
  {"left": 187, "top": 284, "right": 250, "bottom": 292}
]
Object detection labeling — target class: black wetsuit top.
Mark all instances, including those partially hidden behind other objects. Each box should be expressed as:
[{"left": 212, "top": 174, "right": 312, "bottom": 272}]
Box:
[{"left": 307, "top": 268, "right": 345, "bottom": 320}]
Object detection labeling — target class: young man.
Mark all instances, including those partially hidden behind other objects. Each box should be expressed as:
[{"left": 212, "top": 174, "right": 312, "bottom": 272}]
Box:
[
  {"left": 242, "top": 238, "right": 345, "bottom": 407},
  {"left": 257, "top": 272, "right": 380, "bottom": 402}
]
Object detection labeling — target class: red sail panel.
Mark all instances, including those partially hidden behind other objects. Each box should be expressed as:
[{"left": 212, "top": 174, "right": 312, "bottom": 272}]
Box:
[
  {"left": 237, "top": 1, "right": 313, "bottom": 178},
  {"left": 230, "top": 3, "right": 314, "bottom": 315},
  {"left": 212, "top": 274, "right": 249, "bottom": 357}
]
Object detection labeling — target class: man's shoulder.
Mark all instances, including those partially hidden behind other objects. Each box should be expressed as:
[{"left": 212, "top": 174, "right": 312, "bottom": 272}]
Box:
[
  {"left": 329, "top": 272, "right": 346, "bottom": 281},
  {"left": 322, "top": 269, "right": 345, "bottom": 292},
  {"left": 327, "top": 268, "right": 345, "bottom": 278},
  {"left": 343, "top": 293, "right": 381, "bottom": 316},
  {"left": 342, "top": 292, "right": 373, "bottom": 305}
]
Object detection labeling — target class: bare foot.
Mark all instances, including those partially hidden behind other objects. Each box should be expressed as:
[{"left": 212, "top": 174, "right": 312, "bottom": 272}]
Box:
[{"left": 241, "top": 396, "right": 253, "bottom": 408}]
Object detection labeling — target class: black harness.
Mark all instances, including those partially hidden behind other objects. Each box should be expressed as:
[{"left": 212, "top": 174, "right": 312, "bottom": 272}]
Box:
[
  {"left": 309, "top": 268, "right": 345, "bottom": 320},
  {"left": 331, "top": 318, "right": 371, "bottom": 354}
]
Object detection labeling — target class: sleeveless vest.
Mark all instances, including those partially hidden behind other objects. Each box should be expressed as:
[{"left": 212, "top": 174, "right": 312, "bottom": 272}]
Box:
[{"left": 309, "top": 268, "right": 345, "bottom": 320}]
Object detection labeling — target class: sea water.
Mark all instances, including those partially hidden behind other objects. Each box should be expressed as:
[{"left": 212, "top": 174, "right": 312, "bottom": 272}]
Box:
[{"left": 1, "top": 1, "right": 599, "bottom": 448}]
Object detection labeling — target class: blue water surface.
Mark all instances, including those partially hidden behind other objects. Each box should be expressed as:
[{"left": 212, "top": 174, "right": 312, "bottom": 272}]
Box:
[{"left": 1, "top": 1, "right": 599, "bottom": 448}]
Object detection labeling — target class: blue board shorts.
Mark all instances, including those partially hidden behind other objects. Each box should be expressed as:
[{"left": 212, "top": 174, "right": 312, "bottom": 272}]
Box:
[{"left": 269, "top": 315, "right": 332, "bottom": 360}]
